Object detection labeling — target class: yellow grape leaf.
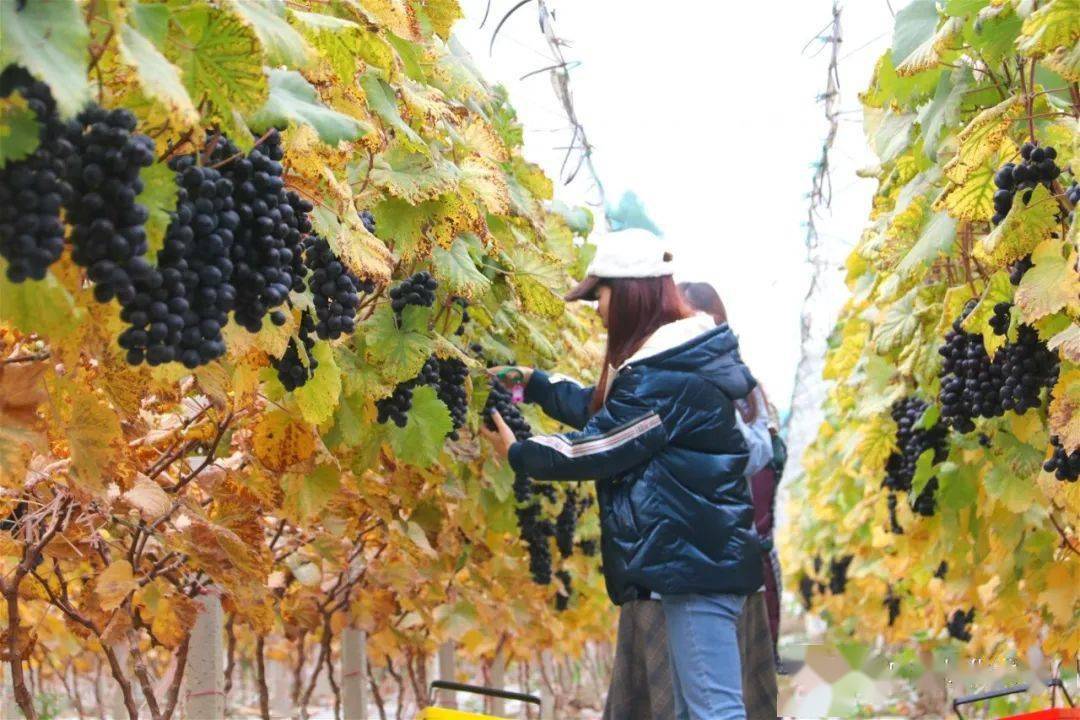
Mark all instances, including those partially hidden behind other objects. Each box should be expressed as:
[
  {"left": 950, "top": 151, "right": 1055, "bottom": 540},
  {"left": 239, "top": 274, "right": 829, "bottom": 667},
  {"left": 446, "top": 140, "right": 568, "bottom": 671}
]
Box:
[
  {"left": 1048, "top": 369, "right": 1080, "bottom": 453},
  {"left": 943, "top": 96, "right": 1022, "bottom": 184},
  {"left": 353, "top": 0, "right": 421, "bottom": 40},
  {"left": 976, "top": 184, "right": 1060, "bottom": 266},
  {"left": 0, "top": 263, "right": 84, "bottom": 342},
  {"left": 1016, "top": 0, "right": 1080, "bottom": 57},
  {"left": 368, "top": 144, "right": 460, "bottom": 204},
  {"left": 459, "top": 157, "right": 510, "bottom": 215},
  {"left": 135, "top": 579, "right": 199, "bottom": 648},
  {"left": 292, "top": 11, "right": 397, "bottom": 80},
  {"left": 61, "top": 380, "right": 123, "bottom": 496},
  {"left": 1015, "top": 240, "right": 1080, "bottom": 322},
  {"left": 1048, "top": 324, "right": 1080, "bottom": 364},
  {"left": 823, "top": 321, "right": 870, "bottom": 381},
  {"left": 1043, "top": 42, "right": 1080, "bottom": 82},
  {"left": 458, "top": 118, "right": 509, "bottom": 162},
  {"left": 511, "top": 157, "right": 553, "bottom": 201},
  {"left": 122, "top": 474, "right": 171, "bottom": 520},
  {"left": 847, "top": 415, "right": 897, "bottom": 477},
  {"left": 400, "top": 79, "right": 457, "bottom": 127},
  {"left": 252, "top": 410, "right": 316, "bottom": 472},
  {"left": 962, "top": 272, "right": 1013, "bottom": 356},
  {"left": 896, "top": 16, "right": 964, "bottom": 76},
  {"left": 281, "top": 463, "right": 340, "bottom": 520},
  {"left": 422, "top": 0, "right": 463, "bottom": 40},
  {"left": 1038, "top": 562, "right": 1079, "bottom": 620},
  {"left": 294, "top": 342, "right": 341, "bottom": 426},
  {"left": 317, "top": 208, "right": 394, "bottom": 284},
  {"left": 94, "top": 561, "right": 136, "bottom": 612},
  {"left": 934, "top": 161, "right": 995, "bottom": 221},
  {"left": 116, "top": 24, "right": 198, "bottom": 128}
]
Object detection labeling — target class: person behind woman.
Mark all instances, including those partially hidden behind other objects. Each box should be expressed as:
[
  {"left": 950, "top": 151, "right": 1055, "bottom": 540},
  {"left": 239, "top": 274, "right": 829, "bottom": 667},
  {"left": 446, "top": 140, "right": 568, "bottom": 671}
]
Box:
[
  {"left": 484, "top": 230, "right": 763, "bottom": 720},
  {"left": 679, "top": 282, "right": 784, "bottom": 701}
]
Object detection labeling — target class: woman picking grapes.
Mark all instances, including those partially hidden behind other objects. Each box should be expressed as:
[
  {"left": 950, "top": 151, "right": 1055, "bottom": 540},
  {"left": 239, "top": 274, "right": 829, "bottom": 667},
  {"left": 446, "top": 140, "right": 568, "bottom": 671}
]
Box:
[{"left": 483, "top": 230, "right": 763, "bottom": 720}]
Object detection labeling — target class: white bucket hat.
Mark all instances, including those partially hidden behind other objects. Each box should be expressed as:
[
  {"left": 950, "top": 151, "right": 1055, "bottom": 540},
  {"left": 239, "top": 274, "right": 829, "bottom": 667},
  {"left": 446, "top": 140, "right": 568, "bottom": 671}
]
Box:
[{"left": 564, "top": 228, "right": 673, "bottom": 301}]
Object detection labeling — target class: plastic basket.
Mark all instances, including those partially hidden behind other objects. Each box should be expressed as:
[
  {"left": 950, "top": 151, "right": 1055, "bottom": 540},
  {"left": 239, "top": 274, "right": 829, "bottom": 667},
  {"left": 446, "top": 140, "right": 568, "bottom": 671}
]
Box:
[
  {"left": 953, "top": 680, "right": 1076, "bottom": 720},
  {"left": 417, "top": 680, "right": 541, "bottom": 720}
]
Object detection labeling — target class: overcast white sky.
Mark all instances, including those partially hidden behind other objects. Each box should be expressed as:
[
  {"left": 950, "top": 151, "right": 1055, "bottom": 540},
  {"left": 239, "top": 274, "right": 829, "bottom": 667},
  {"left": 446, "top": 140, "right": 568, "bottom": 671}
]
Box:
[{"left": 454, "top": 0, "right": 900, "bottom": 417}]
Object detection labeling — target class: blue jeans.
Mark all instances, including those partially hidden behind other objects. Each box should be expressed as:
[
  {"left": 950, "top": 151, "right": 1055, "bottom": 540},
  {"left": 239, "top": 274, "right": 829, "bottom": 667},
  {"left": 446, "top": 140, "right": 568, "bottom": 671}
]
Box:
[{"left": 660, "top": 593, "right": 746, "bottom": 720}]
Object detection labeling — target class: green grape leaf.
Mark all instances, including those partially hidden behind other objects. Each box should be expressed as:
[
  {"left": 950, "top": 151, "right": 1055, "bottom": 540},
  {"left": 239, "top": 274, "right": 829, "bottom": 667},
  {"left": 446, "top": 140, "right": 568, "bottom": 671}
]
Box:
[
  {"left": 387, "top": 385, "right": 452, "bottom": 467},
  {"left": 432, "top": 235, "right": 490, "bottom": 298},
  {"left": 1017, "top": 0, "right": 1080, "bottom": 57},
  {"left": 137, "top": 160, "right": 180, "bottom": 259},
  {"left": 326, "top": 390, "right": 365, "bottom": 447},
  {"left": 874, "top": 287, "right": 920, "bottom": 352},
  {"left": 1015, "top": 239, "right": 1080, "bottom": 322},
  {"left": 364, "top": 305, "right": 433, "bottom": 384},
  {"left": 165, "top": 4, "right": 268, "bottom": 138},
  {"left": 0, "top": 0, "right": 91, "bottom": 118},
  {"left": 293, "top": 341, "right": 342, "bottom": 426},
  {"left": 965, "top": 6, "right": 1023, "bottom": 66},
  {"left": 226, "top": 0, "right": 313, "bottom": 68},
  {"left": 358, "top": 71, "right": 425, "bottom": 148},
  {"left": 1042, "top": 41, "right": 1080, "bottom": 83},
  {"left": 936, "top": 462, "right": 978, "bottom": 513},
  {"left": 976, "top": 184, "right": 1059, "bottom": 266},
  {"left": 897, "top": 211, "right": 956, "bottom": 276},
  {"left": 872, "top": 110, "right": 916, "bottom": 163},
  {"left": 863, "top": 52, "right": 943, "bottom": 108},
  {"left": 984, "top": 451, "right": 1041, "bottom": 513},
  {"left": 945, "top": 0, "right": 990, "bottom": 15},
  {"left": 0, "top": 261, "right": 84, "bottom": 342},
  {"left": 891, "top": 0, "right": 941, "bottom": 69},
  {"left": 917, "top": 70, "right": 966, "bottom": 160},
  {"left": 131, "top": 2, "right": 170, "bottom": 46},
  {"left": 367, "top": 143, "right": 460, "bottom": 204},
  {"left": 117, "top": 23, "right": 198, "bottom": 127},
  {"left": 910, "top": 448, "right": 938, "bottom": 498},
  {"left": 250, "top": 69, "right": 371, "bottom": 145},
  {"left": 293, "top": 12, "right": 397, "bottom": 78},
  {"left": 282, "top": 463, "right": 340, "bottom": 520},
  {"left": 550, "top": 200, "right": 594, "bottom": 236},
  {"left": 0, "top": 93, "right": 40, "bottom": 167},
  {"left": 61, "top": 379, "right": 123, "bottom": 497}
]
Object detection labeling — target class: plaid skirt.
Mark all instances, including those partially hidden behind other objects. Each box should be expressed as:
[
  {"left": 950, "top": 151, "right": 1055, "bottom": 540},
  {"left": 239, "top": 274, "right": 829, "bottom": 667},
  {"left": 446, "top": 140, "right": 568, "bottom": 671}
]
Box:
[{"left": 602, "top": 594, "right": 777, "bottom": 720}]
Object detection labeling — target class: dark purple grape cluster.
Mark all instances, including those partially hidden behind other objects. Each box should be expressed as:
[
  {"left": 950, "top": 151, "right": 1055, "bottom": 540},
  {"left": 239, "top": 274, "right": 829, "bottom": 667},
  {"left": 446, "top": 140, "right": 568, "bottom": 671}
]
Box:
[
  {"left": 887, "top": 492, "right": 903, "bottom": 534},
  {"left": 118, "top": 156, "right": 235, "bottom": 367},
  {"left": 389, "top": 271, "right": 437, "bottom": 320},
  {"left": 1009, "top": 255, "right": 1033, "bottom": 285},
  {"left": 453, "top": 296, "right": 471, "bottom": 336},
  {"left": 209, "top": 131, "right": 309, "bottom": 333},
  {"left": 0, "top": 66, "right": 71, "bottom": 282},
  {"left": 947, "top": 608, "right": 974, "bottom": 642},
  {"left": 303, "top": 234, "right": 370, "bottom": 340},
  {"left": 63, "top": 105, "right": 156, "bottom": 304},
  {"left": 827, "top": 555, "right": 853, "bottom": 595},
  {"left": 798, "top": 575, "right": 817, "bottom": 610},
  {"left": 514, "top": 472, "right": 552, "bottom": 584},
  {"left": 1066, "top": 183, "right": 1080, "bottom": 206},
  {"left": 989, "top": 301, "right": 1011, "bottom": 335},
  {"left": 911, "top": 477, "right": 938, "bottom": 517},
  {"left": 555, "top": 487, "right": 579, "bottom": 558},
  {"left": 992, "top": 143, "right": 1061, "bottom": 225},
  {"left": 934, "top": 561, "right": 948, "bottom": 579},
  {"left": 578, "top": 539, "right": 598, "bottom": 557},
  {"left": 938, "top": 305, "right": 1001, "bottom": 432},
  {"left": 1044, "top": 436, "right": 1079, "bottom": 482},
  {"left": 375, "top": 355, "right": 440, "bottom": 427},
  {"left": 884, "top": 586, "right": 901, "bottom": 627},
  {"left": 360, "top": 209, "right": 376, "bottom": 234},
  {"left": 884, "top": 397, "right": 948, "bottom": 492},
  {"left": 484, "top": 380, "right": 532, "bottom": 439},
  {"left": 434, "top": 356, "right": 469, "bottom": 440},
  {"left": 994, "top": 323, "right": 1059, "bottom": 414},
  {"left": 273, "top": 312, "right": 318, "bottom": 391},
  {"left": 554, "top": 569, "right": 572, "bottom": 611}
]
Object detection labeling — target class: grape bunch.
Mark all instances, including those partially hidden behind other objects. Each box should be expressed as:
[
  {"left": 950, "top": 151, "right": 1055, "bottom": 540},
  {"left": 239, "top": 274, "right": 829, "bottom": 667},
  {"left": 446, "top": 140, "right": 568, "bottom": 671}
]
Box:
[
  {"left": 554, "top": 569, "right": 573, "bottom": 612},
  {"left": 273, "top": 312, "right": 319, "bottom": 391},
  {"left": 555, "top": 487, "right": 579, "bottom": 558},
  {"left": 389, "top": 271, "right": 437, "bottom": 320},
  {"left": 578, "top": 539, "right": 598, "bottom": 557},
  {"left": 434, "top": 357, "right": 469, "bottom": 440},
  {"left": 118, "top": 156, "right": 235, "bottom": 367},
  {"left": 934, "top": 561, "right": 948, "bottom": 579},
  {"left": 911, "top": 477, "right": 938, "bottom": 517},
  {"left": 1066, "top": 183, "right": 1080, "bottom": 207},
  {"left": 947, "top": 608, "right": 974, "bottom": 642},
  {"left": 884, "top": 586, "right": 901, "bottom": 627},
  {"left": 993, "top": 323, "right": 1059, "bottom": 414},
  {"left": 360, "top": 209, "right": 376, "bottom": 234},
  {"left": 0, "top": 66, "right": 71, "bottom": 282},
  {"left": 209, "top": 131, "right": 309, "bottom": 333},
  {"left": 798, "top": 575, "right": 817, "bottom": 610},
  {"left": 303, "top": 234, "right": 371, "bottom": 340},
  {"left": 1009, "top": 255, "right": 1033, "bottom": 285},
  {"left": 1044, "top": 436, "right": 1080, "bottom": 482},
  {"left": 886, "top": 492, "right": 903, "bottom": 534},
  {"left": 375, "top": 355, "right": 440, "bottom": 427},
  {"left": 989, "top": 301, "right": 1011, "bottom": 336},
  {"left": 63, "top": 104, "right": 156, "bottom": 305},
  {"left": 883, "top": 397, "right": 948, "bottom": 492},
  {"left": 992, "top": 143, "right": 1061, "bottom": 225},
  {"left": 484, "top": 380, "right": 533, "bottom": 439},
  {"left": 513, "top": 472, "right": 552, "bottom": 584},
  {"left": 827, "top": 555, "right": 853, "bottom": 595},
  {"left": 452, "top": 296, "right": 471, "bottom": 336},
  {"left": 938, "top": 306, "right": 1002, "bottom": 432}
]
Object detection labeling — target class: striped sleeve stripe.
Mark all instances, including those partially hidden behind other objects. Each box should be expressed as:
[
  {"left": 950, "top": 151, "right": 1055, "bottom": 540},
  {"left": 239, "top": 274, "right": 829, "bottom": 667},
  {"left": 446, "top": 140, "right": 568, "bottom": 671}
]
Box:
[{"left": 526, "top": 413, "right": 663, "bottom": 458}]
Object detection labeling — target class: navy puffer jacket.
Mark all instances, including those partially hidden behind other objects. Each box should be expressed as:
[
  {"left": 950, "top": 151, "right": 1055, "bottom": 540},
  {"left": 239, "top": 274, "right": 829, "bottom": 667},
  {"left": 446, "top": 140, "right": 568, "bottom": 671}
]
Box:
[{"left": 508, "top": 315, "right": 763, "bottom": 605}]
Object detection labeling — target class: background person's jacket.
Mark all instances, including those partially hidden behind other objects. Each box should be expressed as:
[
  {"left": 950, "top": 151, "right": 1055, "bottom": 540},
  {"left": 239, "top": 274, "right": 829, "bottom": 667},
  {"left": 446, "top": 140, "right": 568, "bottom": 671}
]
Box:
[{"left": 508, "top": 314, "right": 764, "bottom": 604}]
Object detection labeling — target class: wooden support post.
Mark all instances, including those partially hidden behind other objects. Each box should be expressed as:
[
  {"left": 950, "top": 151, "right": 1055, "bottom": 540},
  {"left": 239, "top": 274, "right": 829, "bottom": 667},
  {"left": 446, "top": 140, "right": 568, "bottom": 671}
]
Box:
[
  {"left": 489, "top": 654, "right": 505, "bottom": 718},
  {"left": 184, "top": 591, "right": 224, "bottom": 720},
  {"left": 436, "top": 641, "right": 456, "bottom": 708},
  {"left": 340, "top": 627, "right": 367, "bottom": 720}
]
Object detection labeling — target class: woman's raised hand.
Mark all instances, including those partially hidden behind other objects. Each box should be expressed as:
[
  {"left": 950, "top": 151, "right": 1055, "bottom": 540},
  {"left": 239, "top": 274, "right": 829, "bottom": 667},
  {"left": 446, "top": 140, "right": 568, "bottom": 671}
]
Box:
[{"left": 486, "top": 365, "right": 534, "bottom": 390}]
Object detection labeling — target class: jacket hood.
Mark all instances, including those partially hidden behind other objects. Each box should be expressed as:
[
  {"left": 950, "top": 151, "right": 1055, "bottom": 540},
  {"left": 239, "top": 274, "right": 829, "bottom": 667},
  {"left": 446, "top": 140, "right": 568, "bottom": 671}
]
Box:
[{"left": 622, "top": 313, "right": 755, "bottom": 400}]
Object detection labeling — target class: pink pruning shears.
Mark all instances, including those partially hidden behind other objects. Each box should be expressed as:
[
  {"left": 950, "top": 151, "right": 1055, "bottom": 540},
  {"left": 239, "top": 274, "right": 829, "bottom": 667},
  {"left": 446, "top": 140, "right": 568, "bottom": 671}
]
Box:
[{"left": 495, "top": 367, "right": 527, "bottom": 404}]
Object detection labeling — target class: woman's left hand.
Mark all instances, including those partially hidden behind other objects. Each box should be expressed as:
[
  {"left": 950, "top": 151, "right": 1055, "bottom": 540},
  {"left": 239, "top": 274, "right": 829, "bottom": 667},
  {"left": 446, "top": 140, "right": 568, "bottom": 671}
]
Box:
[{"left": 481, "top": 410, "right": 517, "bottom": 460}]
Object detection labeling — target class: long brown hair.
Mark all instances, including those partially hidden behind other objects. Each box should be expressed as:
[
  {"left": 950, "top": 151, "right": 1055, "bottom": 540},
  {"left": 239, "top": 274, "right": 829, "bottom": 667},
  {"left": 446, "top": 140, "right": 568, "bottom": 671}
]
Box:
[
  {"left": 591, "top": 276, "right": 694, "bottom": 413},
  {"left": 677, "top": 280, "right": 763, "bottom": 423}
]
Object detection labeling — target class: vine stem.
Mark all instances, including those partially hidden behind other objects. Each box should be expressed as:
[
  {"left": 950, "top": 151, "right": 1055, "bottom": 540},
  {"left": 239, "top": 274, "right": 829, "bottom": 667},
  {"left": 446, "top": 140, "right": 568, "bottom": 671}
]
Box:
[{"left": 1048, "top": 511, "right": 1079, "bottom": 557}]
